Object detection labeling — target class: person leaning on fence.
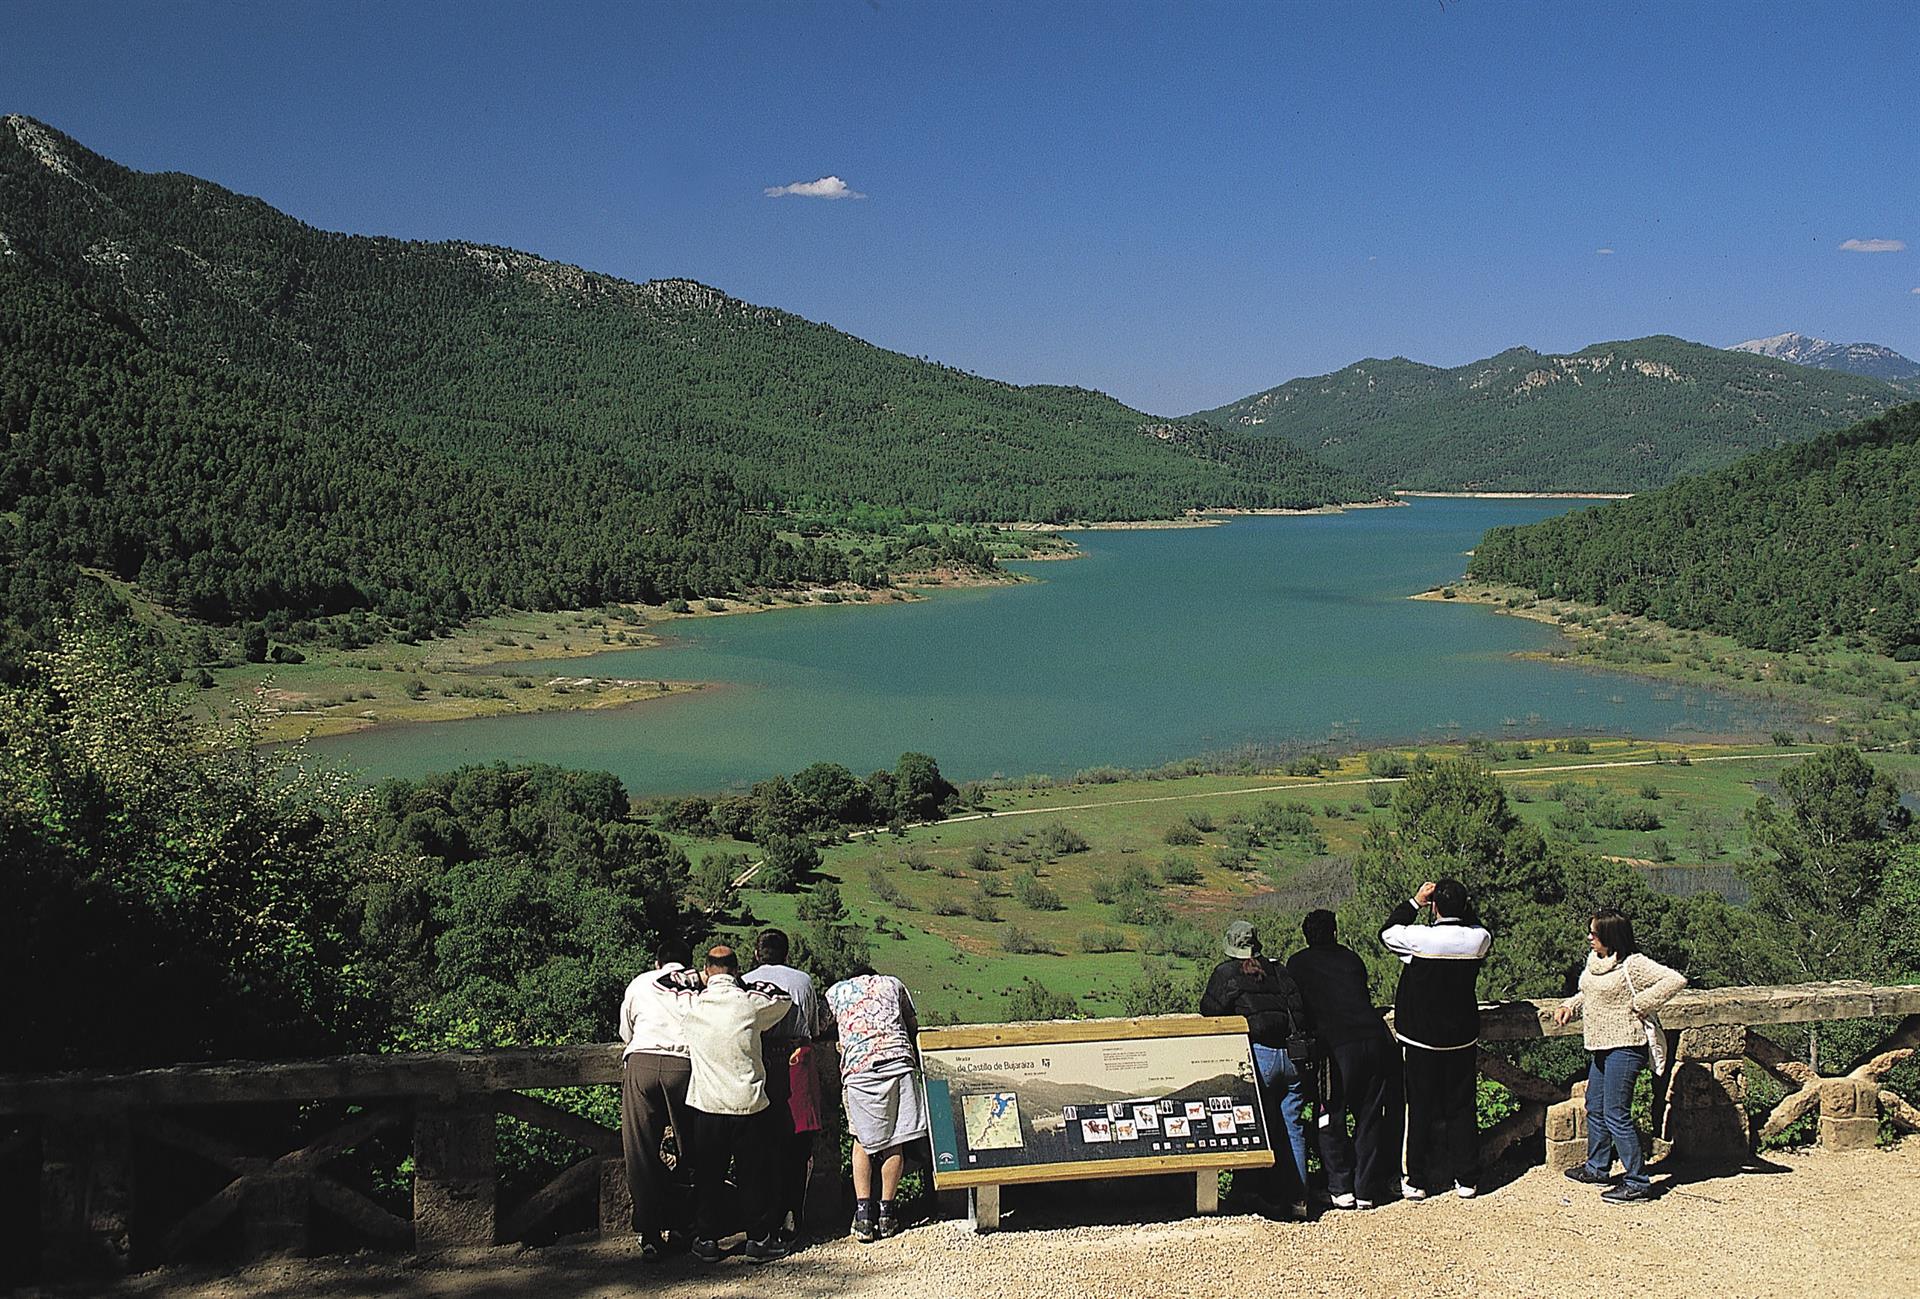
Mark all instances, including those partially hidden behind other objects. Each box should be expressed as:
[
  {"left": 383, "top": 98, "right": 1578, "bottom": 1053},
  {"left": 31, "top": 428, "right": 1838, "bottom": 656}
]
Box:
[
  {"left": 1287, "top": 909, "right": 1403, "bottom": 1211},
  {"left": 617, "top": 935, "right": 696, "bottom": 1261},
  {"left": 1381, "top": 878, "right": 1492, "bottom": 1201},
  {"left": 743, "top": 927, "right": 821, "bottom": 1246},
  {"left": 1200, "top": 919, "right": 1317, "bottom": 1220},
  {"left": 823, "top": 964, "right": 928, "bottom": 1243},
  {"left": 1553, "top": 907, "right": 1687, "bottom": 1205},
  {"left": 655, "top": 944, "right": 793, "bottom": 1264}
]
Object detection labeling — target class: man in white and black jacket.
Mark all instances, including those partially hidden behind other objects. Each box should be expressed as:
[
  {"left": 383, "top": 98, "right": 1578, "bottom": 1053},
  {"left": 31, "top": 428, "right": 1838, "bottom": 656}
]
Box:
[{"left": 1381, "top": 878, "right": 1491, "bottom": 1200}]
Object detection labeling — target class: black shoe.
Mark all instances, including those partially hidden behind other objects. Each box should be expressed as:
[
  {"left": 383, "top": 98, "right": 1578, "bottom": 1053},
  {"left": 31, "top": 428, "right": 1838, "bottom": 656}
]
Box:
[
  {"left": 876, "top": 1210, "right": 901, "bottom": 1239},
  {"left": 742, "top": 1235, "right": 789, "bottom": 1263},
  {"left": 852, "top": 1215, "right": 878, "bottom": 1244},
  {"left": 1565, "top": 1166, "right": 1611, "bottom": 1185},
  {"left": 690, "top": 1237, "right": 723, "bottom": 1263},
  {"left": 635, "top": 1234, "right": 663, "bottom": 1263},
  {"left": 1601, "top": 1183, "right": 1654, "bottom": 1204}
]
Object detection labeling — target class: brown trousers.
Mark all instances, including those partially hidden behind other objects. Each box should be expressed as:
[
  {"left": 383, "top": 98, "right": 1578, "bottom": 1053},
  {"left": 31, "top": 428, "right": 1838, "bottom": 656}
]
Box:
[{"left": 621, "top": 1051, "right": 693, "bottom": 1236}]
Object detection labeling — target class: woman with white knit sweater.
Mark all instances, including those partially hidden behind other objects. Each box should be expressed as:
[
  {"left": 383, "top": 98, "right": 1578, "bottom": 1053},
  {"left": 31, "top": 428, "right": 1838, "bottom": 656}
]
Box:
[{"left": 1552, "top": 908, "right": 1687, "bottom": 1204}]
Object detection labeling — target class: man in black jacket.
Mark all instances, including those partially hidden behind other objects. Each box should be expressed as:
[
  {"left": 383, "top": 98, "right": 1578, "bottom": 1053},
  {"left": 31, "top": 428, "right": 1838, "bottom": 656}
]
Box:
[
  {"left": 1287, "top": 909, "right": 1401, "bottom": 1209},
  {"left": 1200, "top": 920, "right": 1315, "bottom": 1216},
  {"left": 1381, "top": 879, "right": 1491, "bottom": 1200}
]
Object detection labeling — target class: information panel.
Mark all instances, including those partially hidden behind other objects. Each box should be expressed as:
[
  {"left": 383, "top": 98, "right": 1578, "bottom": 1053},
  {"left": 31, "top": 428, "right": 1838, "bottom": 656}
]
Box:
[{"left": 918, "top": 1015, "right": 1273, "bottom": 1189}]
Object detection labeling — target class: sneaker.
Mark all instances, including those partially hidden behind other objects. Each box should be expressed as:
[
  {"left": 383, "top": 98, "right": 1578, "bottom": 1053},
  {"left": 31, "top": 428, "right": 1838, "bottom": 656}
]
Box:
[
  {"left": 1454, "top": 1184, "right": 1477, "bottom": 1199},
  {"left": 636, "top": 1234, "right": 663, "bottom": 1263},
  {"left": 1329, "top": 1192, "right": 1357, "bottom": 1210},
  {"left": 1400, "top": 1180, "right": 1428, "bottom": 1202},
  {"left": 742, "top": 1235, "right": 789, "bottom": 1263},
  {"left": 1286, "top": 1201, "right": 1311, "bottom": 1221},
  {"left": 1602, "top": 1183, "right": 1654, "bottom": 1204},
  {"left": 690, "top": 1238, "right": 723, "bottom": 1264},
  {"left": 1564, "top": 1166, "right": 1610, "bottom": 1185},
  {"left": 851, "top": 1215, "right": 878, "bottom": 1244},
  {"left": 876, "top": 1209, "right": 902, "bottom": 1238},
  {"left": 1354, "top": 1198, "right": 1376, "bottom": 1211}
]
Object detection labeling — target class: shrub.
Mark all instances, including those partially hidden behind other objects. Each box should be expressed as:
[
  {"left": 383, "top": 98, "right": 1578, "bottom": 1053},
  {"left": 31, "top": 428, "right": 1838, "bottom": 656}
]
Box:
[
  {"left": 904, "top": 848, "right": 932, "bottom": 871},
  {"left": 1039, "top": 823, "right": 1089, "bottom": 856},
  {"left": 1001, "top": 925, "right": 1049, "bottom": 955},
  {"left": 867, "top": 866, "right": 908, "bottom": 907},
  {"left": 1639, "top": 782, "right": 1662, "bottom": 801},
  {"left": 1184, "top": 810, "right": 1216, "bottom": 834},
  {"left": 1159, "top": 857, "right": 1201, "bottom": 886},
  {"left": 1004, "top": 978, "right": 1077, "bottom": 1021},
  {"left": 1366, "top": 751, "right": 1410, "bottom": 778},
  {"left": 1012, "top": 870, "right": 1064, "bottom": 911},
  {"left": 967, "top": 844, "right": 1003, "bottom": 871},
  {"left": 1163, "top": 823, "right": 1203, "bottom": 847},
  {"left": 1078, "top": 928, "right": 1129, "bottom": 954},
  {"left": 965, "top": 891, "right": 1002, "bottom": 923},
  {"left": 931, "top": 894, "right": 966, "bottom": 916}
]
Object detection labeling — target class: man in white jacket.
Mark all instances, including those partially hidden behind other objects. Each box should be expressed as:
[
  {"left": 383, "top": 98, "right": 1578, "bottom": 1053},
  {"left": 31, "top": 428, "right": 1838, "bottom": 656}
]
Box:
[
  {"left": 655, "top": 944, "right": 793, "bottom": 1263},
  {"left": 617, "top": 936, "right": 694, "bottom": 1260}
]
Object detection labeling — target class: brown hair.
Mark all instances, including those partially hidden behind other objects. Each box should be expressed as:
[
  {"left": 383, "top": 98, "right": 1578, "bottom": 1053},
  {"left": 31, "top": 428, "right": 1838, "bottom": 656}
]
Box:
[{"left": 1590, "top": 909, "right": 1637, "bottom": 958}]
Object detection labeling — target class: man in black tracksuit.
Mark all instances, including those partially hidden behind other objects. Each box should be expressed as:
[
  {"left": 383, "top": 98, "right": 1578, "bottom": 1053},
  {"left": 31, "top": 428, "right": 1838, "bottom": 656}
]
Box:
[
  {"left": 1287, "top": 909, "right": 1402, "bottom": 1209},
  {"left": 1381, "top": 879, "right": 1491, "bottom": 1199}
]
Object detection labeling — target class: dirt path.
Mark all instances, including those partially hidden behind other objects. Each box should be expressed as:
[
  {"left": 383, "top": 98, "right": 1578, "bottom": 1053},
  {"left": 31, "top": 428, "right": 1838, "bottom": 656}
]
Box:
[
  {"left": 867, "top": 750, "right": 1814, "bottom": 834},
  {"left": 67, "top": 1145, "right": 1920, "bottom": 1299}
]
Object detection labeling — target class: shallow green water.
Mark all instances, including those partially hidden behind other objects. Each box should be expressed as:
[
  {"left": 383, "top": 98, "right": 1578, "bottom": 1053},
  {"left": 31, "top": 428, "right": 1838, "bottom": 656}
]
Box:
[{"left": 312, "top": 499, "right": 1788, "bottom": 794}]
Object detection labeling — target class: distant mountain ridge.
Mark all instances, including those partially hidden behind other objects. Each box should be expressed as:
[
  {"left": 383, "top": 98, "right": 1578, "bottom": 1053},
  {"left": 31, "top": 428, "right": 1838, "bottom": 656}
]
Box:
[
  {"left": 1729, "top": 332, "right": 1920, "bottom": 392},
  {"left": 0, "top": 114, "right": 1370, "bottom": 650},
  {"left": 1189, "top": 337, "right": 1902, "bottom": 492}
]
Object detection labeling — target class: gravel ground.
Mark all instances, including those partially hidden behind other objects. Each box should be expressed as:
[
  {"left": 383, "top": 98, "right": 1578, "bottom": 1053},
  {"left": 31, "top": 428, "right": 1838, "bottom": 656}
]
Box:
[{"left": 47, "top": 1144, "right": 1920, "bottom": 1299}]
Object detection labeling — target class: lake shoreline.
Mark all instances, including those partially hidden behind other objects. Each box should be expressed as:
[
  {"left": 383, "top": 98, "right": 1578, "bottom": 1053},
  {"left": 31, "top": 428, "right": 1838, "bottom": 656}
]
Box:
[{"left": 1409, "top": 582, "right": 1903, "bottom": 740}]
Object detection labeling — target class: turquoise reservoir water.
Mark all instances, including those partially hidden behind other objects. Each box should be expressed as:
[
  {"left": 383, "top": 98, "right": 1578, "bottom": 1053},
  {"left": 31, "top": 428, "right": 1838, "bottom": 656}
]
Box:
[{"left": 311, "top": 499, "right": 1786, "bottom": 794}]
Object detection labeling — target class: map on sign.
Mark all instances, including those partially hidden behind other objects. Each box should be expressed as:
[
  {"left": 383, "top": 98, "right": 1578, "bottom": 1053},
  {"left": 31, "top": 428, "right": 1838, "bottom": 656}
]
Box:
[
  {"left": 920, "top": 1021, "right": 1271, "bottom": 1188},
  {"left": 961, "top": 1092, "right": 1024, "bottom": 1150}
]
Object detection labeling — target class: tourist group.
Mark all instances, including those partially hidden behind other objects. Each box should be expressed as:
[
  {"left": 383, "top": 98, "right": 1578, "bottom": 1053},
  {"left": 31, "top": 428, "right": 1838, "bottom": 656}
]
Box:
[
  {"left": 1206, "top": 883, "right": 1686, "bottom": 1215},
  {"left": 617, "top": 886, "right": 1686, "bottom": 1263}
]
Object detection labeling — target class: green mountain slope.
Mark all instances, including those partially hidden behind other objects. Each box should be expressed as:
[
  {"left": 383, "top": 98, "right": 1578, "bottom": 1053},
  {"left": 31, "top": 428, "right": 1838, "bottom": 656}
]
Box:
[
  {"left": 1467, "top": 402, "right": 1920, "bottom": 653},
  {"left": 1190, "top": 337, "right": 1901, "bottom": 491},
  {"left": 0, "top": 114, "right": 1370, "bottom": 651}
]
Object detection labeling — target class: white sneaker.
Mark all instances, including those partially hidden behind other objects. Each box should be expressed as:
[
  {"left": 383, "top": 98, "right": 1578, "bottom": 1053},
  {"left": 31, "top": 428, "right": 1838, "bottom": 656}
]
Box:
[
  {"left": 1455, "top": 1183, "right": 1478, "bottom": 1199},
  {"left": 1401, "top": 1180, "right": 1428, "bottom": 1201},
  {"left": 1354, "top": 1198, "right": 1376, "bottom": 1210},
  {"left": 1329, "top": 1192, "right": 1357, "bottom": 1210}
]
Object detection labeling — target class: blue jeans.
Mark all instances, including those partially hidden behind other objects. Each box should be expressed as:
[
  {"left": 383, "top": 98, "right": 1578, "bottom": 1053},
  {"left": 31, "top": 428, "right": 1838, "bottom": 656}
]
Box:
[
  {"left": 1252, "top": 1043, "right": 1310, "bottom": 1204},
  {"left": 1585, "top": 1046, "right": 1650, "bottom": 1191}
]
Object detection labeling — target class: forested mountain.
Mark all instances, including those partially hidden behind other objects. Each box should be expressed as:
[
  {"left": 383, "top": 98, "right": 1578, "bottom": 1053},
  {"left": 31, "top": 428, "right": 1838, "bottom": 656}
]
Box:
[
  {"left": 1189, "top": 336, "right": 1901, "bottom": 491},
  {"left": 0, "top": 115, "right": 1369, "bottom": 659},
  {"left": 1467, "top": 402, "right": 1920, "bottom": 653},
  {"left": 1730, "top": 332, "right": 1920, "bottom": 394}
]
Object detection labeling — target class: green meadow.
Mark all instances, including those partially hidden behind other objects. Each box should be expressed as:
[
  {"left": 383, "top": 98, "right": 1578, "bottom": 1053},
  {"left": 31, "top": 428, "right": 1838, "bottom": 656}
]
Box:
[{"left": 716, "top": 740, "right": 1920, "bottom": 1025}]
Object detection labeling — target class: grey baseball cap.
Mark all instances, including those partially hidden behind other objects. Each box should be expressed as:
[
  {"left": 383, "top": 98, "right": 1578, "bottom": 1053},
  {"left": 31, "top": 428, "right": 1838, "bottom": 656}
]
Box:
[{"left": 1223, "top": 920, "right": 1257, "bottom": 959}]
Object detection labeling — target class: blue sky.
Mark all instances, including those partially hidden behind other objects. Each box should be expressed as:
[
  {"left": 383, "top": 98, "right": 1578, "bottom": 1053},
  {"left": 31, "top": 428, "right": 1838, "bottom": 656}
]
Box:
[{"left": 4, "top": 0, "right": 1915, "bottom": 414}]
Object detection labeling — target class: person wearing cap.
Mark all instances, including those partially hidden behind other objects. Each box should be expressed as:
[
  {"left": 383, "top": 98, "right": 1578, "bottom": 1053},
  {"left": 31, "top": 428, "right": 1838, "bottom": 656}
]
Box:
[
  {"left": 654, "top": 944, "right": 794, "bottom": 1263},
  {"left": 1200, "top": 919, "right": 1316, "bottom": 1218},
  {"left": 743, "top": 928, "right": 822, "bottom": 1246},
  {"left": 1381, "top": 878, "right": 1492, "bottom": 1201},
  {"left": 823, "top": 964, "right": 926, "bottom": 1243},
  {"left": 1287, "top": 910, "right": 1401, "bottom": 1210},
  {"left": 617, "top": 935, "right": 696, "bottom": 1260}
]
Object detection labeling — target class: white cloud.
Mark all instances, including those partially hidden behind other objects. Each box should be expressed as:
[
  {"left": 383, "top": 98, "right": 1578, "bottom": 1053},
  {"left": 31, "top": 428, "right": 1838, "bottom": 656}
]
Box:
[
  {"left": 1839, "top": 237, "right": 1905, "bottom": 253},
  {"left": 763, "top": 175, "right": 865, "bottom": 200},
  {"left": 1595, "top": 247, "right": 1615, "bottom": 255},
  {"left": 1912, "top": 286, "right": 1920, "bottom": 294}
]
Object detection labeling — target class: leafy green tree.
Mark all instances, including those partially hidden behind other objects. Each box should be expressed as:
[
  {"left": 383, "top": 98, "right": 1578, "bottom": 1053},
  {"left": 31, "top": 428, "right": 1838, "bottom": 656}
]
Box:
[
  {"left": 1742, "top": 746, "right": 1912, "bottom": 980},
  {"left": 1, "top": 618, "right": 385, "bottom": 1068},
  {"left": 792, "top": 882, "right": 871, "bottom": 987},
  {"left": 893, "top": 752, "right": 956, "bottom": 822}
]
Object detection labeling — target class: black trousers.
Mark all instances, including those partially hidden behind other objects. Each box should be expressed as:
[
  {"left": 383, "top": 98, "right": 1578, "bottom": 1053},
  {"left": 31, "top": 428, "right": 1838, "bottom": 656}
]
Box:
[
  {"left": 1402, "top": 1043, "right": 1479, "bottom": 1193},
  {"left": 758, "top": 1040, "right": 813, "bottom": 1231},
  {"left": 620, "top": 1052, "right": 693, "bottom": 1236},
  {"left": 1316, "top": 1033, "right": 1405, "bottom": 1204},
  {"left": 684, "top": 1107, "right": 779, "bottom": 1243}
]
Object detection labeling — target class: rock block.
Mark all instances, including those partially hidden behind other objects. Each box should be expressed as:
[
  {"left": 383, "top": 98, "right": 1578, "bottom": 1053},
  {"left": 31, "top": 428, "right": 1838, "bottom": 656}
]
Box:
[{"left": 1675, "top": 1024, "right": 1747, "bottom": 1061}]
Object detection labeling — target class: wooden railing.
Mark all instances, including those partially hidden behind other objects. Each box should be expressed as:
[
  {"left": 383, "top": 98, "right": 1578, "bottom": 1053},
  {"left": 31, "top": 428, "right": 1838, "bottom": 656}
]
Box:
[{"left": 1, "top": 981, "right": 1915, "bottom": 1282}]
